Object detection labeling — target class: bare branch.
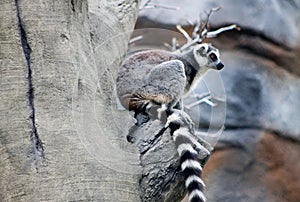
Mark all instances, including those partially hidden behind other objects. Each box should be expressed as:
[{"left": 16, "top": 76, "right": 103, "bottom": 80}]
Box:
[
  {"left": 136, "top": 6, "right": 239, "bottom": 54},
  {"left": 177, "top": 37, "right": 201, "bottom": 53},
  {"left": 174, "top": 7, "right": 240, "bottom": 53},
  {"left": 191, "top": 18, "right": 201, "bottom": 39},
  {"left": 206, "top": 24, "right": 240, "bottom": 38},
  {"left": 183, "top": 92, "right": 226, "bottom": 110},
  {"left": 184, "top": 95, "right": 216, "bottom": 109},
  {"left": 163, "top": 42, "right": 173, "bottom": 51},
  {"left": 146, "top": 4, "right": 180, "bottom": 10},
  {"left": 171, "top": 37, "right": 178, "bottom": 51},
  {"left": 164, "top": 37, "right": 179, "bottom": 51},
  {"left": 140, "top": 0, "right": 180, "bottom": 11},
  {"left": 183, "top": 92, "right": 210, "bottom": 99},
  {"left": 176, "top": 25, "right": 192, "bottom": 43},
  {"left": 129, "top": 35, "right": 143, "bottom": 44},
  {"left": 199, "top": 7, "right": 221, "bottom": 40}
]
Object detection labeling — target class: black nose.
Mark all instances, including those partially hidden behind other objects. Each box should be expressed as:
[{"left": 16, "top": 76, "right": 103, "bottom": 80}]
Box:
[{"left": 216, "top": 62, "right": 224, "bottom": 70}]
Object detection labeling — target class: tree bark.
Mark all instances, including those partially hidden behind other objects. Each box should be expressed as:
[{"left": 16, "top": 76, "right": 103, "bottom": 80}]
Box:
[{"left": 0, "top": 0, "right": 141, "bottom": 201}]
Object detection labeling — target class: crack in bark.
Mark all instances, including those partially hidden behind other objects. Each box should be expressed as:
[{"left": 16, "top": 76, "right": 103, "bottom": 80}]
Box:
[
  {"left": 140, "top": 126, "right": 168, "bottom": 155},
  {"left": 15, "top": 0, "right": 45, "bottom": 171},
  {"left": 70, "top": 0, "right": 75, "bottom": 12}
]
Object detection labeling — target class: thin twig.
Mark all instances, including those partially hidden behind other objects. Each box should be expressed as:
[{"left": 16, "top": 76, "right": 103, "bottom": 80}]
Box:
[
  {"left": 146, "top": 4, "right": 179, "bottom": 10},
  {"left": 164, "top": 37, "right": 178, "bottom": 51},
  {"left": 176, "top": 24, "right": 239, "bottom": 53},
  {"left": 184, "top": 92, "right": 226, "bottom": 109},
  {"left": 191, "top": 18, "right": 201, "bottom": 39},
  {"left": 177, "top": 37, "right": 201, "bottom": 53},
  {"left": 176, "top": 25, "right": 192, "bottom": 43},
  {"left": 163, "top": 42, "right": 173, "bottom": 51},
  {"left": 183, "top": 92, "right": 210, "bottom": 99},
  {"left": 199, "top": 7, "right": 221, "bottom": 39},
  {"left": 129, "top": 35, "right": 143, "bottom": 44},
  {"left": 184, "top": 95, "right": 214, "bottom": 109},
  {"left": 171, "top": 37, "right": 178, "bottom": 51}
]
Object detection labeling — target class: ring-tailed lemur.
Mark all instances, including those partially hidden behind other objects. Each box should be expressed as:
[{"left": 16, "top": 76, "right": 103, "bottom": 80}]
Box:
[
  {"left": 116, "top": 43, "right": 224, "bottom": 202},
  {"left": 117, "top": 43, "right": 223, "bottom": 119}
]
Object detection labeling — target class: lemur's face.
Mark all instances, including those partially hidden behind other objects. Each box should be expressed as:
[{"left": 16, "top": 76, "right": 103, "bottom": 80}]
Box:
[{"left": 193, "top": 43, "right": 224, "bottom": 70}]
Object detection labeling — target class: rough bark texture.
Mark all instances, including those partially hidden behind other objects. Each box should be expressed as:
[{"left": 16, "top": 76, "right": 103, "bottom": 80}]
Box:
[
  {"left": 137, "top": 0, "right": 300, "bottom": 201},
  {"left": 0, "top": 0, "right": 144, "bottom": 201}
]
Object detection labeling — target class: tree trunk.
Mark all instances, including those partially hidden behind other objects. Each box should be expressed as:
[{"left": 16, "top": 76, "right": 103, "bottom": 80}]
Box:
[{"left": 0, "top": 0, "right": 142, "bottom": 201}]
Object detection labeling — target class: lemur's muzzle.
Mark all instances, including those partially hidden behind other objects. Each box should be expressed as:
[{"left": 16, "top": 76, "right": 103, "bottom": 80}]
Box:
[{"left": 216, "top": 62, "right": 224, "bottom": 70}]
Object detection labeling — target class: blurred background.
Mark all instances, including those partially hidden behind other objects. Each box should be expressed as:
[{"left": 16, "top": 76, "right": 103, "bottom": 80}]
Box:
[{"left": 135, "top": 1, "right": 300, "bottom": 201}]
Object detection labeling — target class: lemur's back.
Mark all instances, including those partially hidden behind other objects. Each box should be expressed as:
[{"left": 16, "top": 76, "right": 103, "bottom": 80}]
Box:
[
  {"left": 117, "top": 50, "right": 180, "bottom": 89},
  {"left": 117, "top": 50, "right": 187, "bottom": 111}
]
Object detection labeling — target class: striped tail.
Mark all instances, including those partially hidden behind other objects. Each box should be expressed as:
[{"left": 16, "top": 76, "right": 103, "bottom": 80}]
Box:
[{"left": 166, "top": 112, "right": 206, "bottom": 202}]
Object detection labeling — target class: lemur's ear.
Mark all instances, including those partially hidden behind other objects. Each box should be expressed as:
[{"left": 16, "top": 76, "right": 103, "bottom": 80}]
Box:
[
  {"left": 196, "top": 44, "right": 209, "bottom": 55},
  {"left": 197, "top": 46, "right": 206, "bottom": 55}
]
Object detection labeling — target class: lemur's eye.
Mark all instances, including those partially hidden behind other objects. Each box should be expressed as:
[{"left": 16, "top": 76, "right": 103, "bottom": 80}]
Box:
[{"left": 209, "top": 53, "right": 217, "bottom": 62}]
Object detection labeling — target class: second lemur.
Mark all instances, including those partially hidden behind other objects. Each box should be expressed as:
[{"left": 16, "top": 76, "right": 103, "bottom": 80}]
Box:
[{"left": 116, "top": 43, "right": 224, "bottom": 202}]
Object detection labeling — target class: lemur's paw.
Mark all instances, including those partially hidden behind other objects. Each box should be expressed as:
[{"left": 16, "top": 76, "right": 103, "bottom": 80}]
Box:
[{"left": 157, "top": 104, "right": 167, "bottom": 119}]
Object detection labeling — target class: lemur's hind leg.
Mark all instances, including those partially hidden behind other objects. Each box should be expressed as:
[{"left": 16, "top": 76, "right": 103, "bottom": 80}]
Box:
[
  {"left": 126, "top": 99, "right": 151, "bottom": 143},
  {"left": 134, "top": 100, "right": 152, "bottom": 126},
  {"left": 127, "top": 110, "right": 150, "bottom": 143},
  {"left": 145, "top": 59, "right": 186, "bottom": 116}
]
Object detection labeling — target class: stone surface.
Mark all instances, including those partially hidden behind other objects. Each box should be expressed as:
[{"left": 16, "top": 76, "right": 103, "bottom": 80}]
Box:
[
  {"left": 138, "top": 0, "right": 300, "bottom": 48},
  {"left": 204, "top": 131, "right": 300, "bottom": 202}
]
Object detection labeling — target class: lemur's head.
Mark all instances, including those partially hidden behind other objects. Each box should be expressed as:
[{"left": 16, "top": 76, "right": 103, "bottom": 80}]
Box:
[{"left": 193, "top": 43, "right": 224, "bottom": 70}]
